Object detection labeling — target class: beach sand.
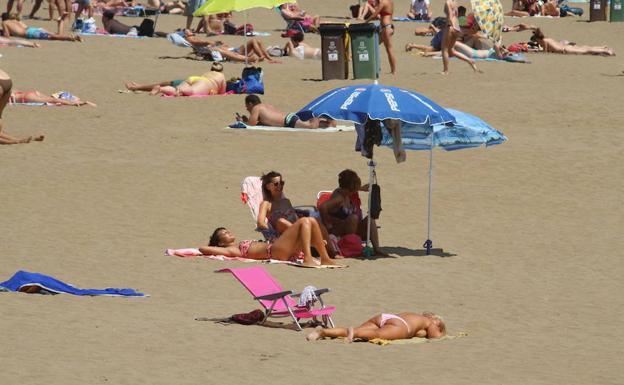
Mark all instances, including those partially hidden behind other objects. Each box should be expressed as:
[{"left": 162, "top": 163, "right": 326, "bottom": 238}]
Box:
[{"left": 1, "top": 1, "right": 623, "bottom": 384}]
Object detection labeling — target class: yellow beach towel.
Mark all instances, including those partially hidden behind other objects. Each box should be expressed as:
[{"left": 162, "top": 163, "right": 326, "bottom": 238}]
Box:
[{"left": 368, "top": 332, "right": 468, "bottom": 346}]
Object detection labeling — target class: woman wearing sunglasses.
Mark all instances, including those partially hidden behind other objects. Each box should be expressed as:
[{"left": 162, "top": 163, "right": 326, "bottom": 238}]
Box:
[{"left": 257, "top": 171, "right": 339, "bottom": 257}]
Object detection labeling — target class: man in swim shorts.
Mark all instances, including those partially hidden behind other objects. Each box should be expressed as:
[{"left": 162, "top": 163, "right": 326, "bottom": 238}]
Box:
[
  {"left": 1, "top": 12, "right": 81, "bottom": 41},
  {"left": 238, "top": 94, "right": 336, "bottom": 129}
]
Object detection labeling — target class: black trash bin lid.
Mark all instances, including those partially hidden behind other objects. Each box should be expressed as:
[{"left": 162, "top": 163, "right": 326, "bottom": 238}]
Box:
[
  {"left": 347, "top": 22, "right": 378, "bottom": 33},
  {"left": 319, "top": 23, "right": 348, "bottom": 33}
]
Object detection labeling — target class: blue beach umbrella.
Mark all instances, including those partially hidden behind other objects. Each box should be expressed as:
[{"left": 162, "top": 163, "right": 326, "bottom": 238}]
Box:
[
  {"left": 296, "top": 84, "right": 457, "bottom": 126},
  {"left": 381, "top": 109, "right": 507, "bottom": 254}
]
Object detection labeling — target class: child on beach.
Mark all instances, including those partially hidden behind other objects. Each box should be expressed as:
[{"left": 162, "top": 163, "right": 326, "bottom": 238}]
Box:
[{"left": 306, "top": 312, "right": 446, "bottom": 342}]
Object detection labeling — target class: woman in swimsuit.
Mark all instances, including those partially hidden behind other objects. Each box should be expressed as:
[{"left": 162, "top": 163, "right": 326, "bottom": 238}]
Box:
[
  {"left": 10, "top": 90, "right": 96, "bottom": 106},
  {"left": 441, "top": 0, "right": 479, "bottom": 74},
  {"left": 306, "top": 312, "right": 446, "bottom": 342},
  {"left": 257, "top": 171, "right": 339, "bottom": 256},
  {"left": 366, "top": 0, "right": 397, "bottom": 74},
  {"left": 320, "top": 169, "right": 386, "bottom": 256},
  {"left": 0, "top": 69, "right": 44, "bottom": 144},
  {"left": 531, "top": 28, "right": 615, "bottom": 56},
  {"left": 198, "top": 217, "right": 339, "bottom": 267},
  {"left": 153, "top": 63, "right": 227, "bottom": 96}
]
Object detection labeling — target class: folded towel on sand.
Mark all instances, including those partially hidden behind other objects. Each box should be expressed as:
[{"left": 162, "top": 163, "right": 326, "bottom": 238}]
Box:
[
  {"left": 228, "top": 122, "right": 355, "bottom": 133},
  {"left": 0, "top": 270, "right": 145, "bottom": 296},
  {"left": 368, "top": 332, "right": 468, "bottom": 346}
]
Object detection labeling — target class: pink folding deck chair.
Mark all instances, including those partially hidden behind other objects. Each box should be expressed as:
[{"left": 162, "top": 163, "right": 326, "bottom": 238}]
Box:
[{"left": 218, "top": 266, "right": 335, "bottom": 331}]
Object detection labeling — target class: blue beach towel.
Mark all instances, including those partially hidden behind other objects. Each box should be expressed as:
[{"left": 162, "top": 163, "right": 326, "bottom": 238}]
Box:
[
  {"left": 0, "top": 270, "right": 146, "bottom": 296},
  {"left": 392, "top": 17, "right": 430, "bottom": 22}
]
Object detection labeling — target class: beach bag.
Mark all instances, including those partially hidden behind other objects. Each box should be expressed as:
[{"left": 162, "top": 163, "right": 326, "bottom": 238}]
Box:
[
  {"left": 338, "top": 234, "right": 364, "bottom": 258},
  {"left": 370, "top": 184, "right": 382, "bottom": 220},
  {"left": 72, "top": 18, "right": 83, "bottom": 31},
  {"left": 82, "top": 17, "right": 97, "bottom": 33},
  {"left": 226, "top": 78, "right": 245, "bottom": 94},
  {"left": 138, "top": 18, "right": 155, "bottom": 37},
  {"left": 241, "top": 66, "right": 264, "bottom": 94}
]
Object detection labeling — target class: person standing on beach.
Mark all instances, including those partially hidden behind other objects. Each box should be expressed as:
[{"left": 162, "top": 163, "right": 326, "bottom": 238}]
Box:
[
  {"left": 365, "top": 0, "right": 397, "bottom": 74},
  {"left": 0, "top": 69, "right": 44, "bottom": 144},
  {"left": 441, "top": 0, "right": 479, "bottom": 74}
]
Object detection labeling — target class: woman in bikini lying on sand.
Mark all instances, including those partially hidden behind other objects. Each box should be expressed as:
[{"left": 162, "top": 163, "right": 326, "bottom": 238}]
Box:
[
  {"left": 199, "top": 217, "right": 340, "bottom": 268},
  {"left": 306, "top": 312, "right": 446, "bottom": 342},
  {"left": 149, "top": 63, "right": 226, "bottom": 97},
  {"left": 530, "top": 28, "right": 615, "bottom": 56},
  {"left": 0, "top": 69, "right": 44, "bottom": 144},
  {"left": 10, "top": 90, "right": 96, "bottom": 106}
]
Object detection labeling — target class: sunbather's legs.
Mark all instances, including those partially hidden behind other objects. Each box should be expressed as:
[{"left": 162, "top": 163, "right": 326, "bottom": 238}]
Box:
[
  {"left": 7, "top": 0, "right": 25, "bottom": 16},
  {"left": 405, "top": 43, "right": 435, "bottom": 53},
  {"left": 47, "top": 32, "right": 82, "bottom": 41},
  {"left": 156, "top": 85, "right": 178, "bottom": 96},
  {"left": 564, "top": 45, "right": 615, "bottom": 56},
  {"left": 125, "top": 81, "right": 175, "bottom": 92},
  {"left": 54, "top": 0, "right": 71, "bottom": 34},
  {"left": 381, "top": 26, "right": 397, "bottom": 74},
  {"left": 272, "top": 217, "right": 336, "bottom": 266}
]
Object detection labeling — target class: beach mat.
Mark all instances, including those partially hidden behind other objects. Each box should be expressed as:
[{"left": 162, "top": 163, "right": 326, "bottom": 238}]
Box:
[
  {"left": 0, "top": 270, "right": 146, "bottom": 296},
  {"left": 228, "top": 122, "right": 355, "bottom": 132},
  {"left": 431, "top": 54, "right": 528, "bottom": 63},
  {"left": 393, "top": 17, "right": 430, "bottom": 22}
]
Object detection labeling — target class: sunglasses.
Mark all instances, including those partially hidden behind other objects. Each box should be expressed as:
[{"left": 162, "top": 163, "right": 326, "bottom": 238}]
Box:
[{"left": 270, "top": 181, "right": 285, "bottom": 187}]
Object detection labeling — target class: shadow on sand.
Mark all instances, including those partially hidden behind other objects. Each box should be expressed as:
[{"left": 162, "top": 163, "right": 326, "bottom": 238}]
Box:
[{"left": 380, "top": 246, "right": 456, "bottom": 258}]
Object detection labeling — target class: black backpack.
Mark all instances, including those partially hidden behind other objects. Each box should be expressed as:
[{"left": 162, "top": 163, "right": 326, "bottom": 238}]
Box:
[{"left": 138, "top": 19, "right": 155, "bottom": 37}]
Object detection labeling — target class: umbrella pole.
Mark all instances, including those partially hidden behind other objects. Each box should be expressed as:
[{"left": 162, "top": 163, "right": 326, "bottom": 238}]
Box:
[
  {"left": 424, "top": 134, "right": 434, "bottom": 255},
  {"left": 244, "top": 11, "right": 248, "bottom": 66},
  {"left": 366, "top": 158, "right": 376, "bottom": 255}
]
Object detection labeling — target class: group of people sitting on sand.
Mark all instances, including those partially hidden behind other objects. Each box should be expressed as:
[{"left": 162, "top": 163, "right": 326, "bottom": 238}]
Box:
[{"left": 198, "top": 169, "right": 386, "bottom": 267}]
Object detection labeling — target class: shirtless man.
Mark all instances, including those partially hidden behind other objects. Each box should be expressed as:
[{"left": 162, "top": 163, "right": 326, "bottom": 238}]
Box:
[
  {"left": 306, "top": 312, "right": 446, "bottom": 342},
  {"left": 365, "top": 0, "right": 397, "bottom": 74},
  {"left": 284, "top": 32, "right": 321, "bottom": 60},
  {"left": 149, "top": 63, "right": 226, "bottom": 96},
  {"left": 1, "top": 12, "right": 81, "bottom": 41},
  {"left": 238, "top": 95, "right": 335, "bottom": 129}
]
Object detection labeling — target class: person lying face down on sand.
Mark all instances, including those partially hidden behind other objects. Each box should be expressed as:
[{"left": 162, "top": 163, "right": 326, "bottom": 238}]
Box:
[
  {"left": 101, "top": 10, "right": 166, "bottom": 37},
  {"left": 0, "top": 35, "right": 40, "bottom": 47},
  {"left": 238, "top": 95, "right": 336, "bottom": 129},
  {"left": 530, "top": 28, "right": 615, "bottom": 56},
  {"left": 146, "top": 63, "right": 227, "bottom": 96},
  {"left": 283, "top": 32, "right": 321, "bottom": 60},
  {"left": 0, "top": 69, "right": 44, "bottom": 145},
  {"left": 199, "top": 217, "right": 339, "bottom": 267},
  {"left": 257, "top": 171, "right": 339, "bottom": 257},
  {"left": 306, "top": 312, "right": 446, "bottom": 342},
  {"left": 179, "top": 29, "right": 280, "bottom": 63},
  {"left": 1, "top": 12, "right": 81, "bottom": 41},
  {"left": 10, "top": 90, "right": 96, "bottom": 106},
  {"left": 320, "top": 169, "right": 387, "bottom": 257}
]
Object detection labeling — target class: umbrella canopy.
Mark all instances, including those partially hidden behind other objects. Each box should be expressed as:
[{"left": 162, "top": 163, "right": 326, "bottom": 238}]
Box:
[
  {"left": 296, "top": 84, "right": 456, "bottom": 126},
  {"left": 470, "top": 0, "right": 504, "bottom": 46},
  {"left": 381, "top": 109, "right": 507, "bottom": 151},
  {"left": 194, "top": 0, "right": 287, "bottom": 16}
]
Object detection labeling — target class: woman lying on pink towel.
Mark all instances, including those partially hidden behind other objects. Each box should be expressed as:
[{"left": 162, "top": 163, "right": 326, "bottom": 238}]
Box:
[
  {"left": 200, "top": 217, "right": 340, "bottom": 268},
  {"left": 306, "top": 312, "right": 446, "bottom": 342}
]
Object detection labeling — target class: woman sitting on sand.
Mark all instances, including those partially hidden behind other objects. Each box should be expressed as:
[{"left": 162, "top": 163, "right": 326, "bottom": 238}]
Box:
[
  {"left": 530, "top": 28, "right": 615, "bottom": 56},
  {"left": 306, "top": 312, "right": 446, "bottom": 342},
  {"left": 257, "top": 171, "right": 338, "bottom": 256},
  {"left": 150, "top": 63, "right": 226, "bottom": 96},
  {"left": 10, "top": 90, "right": 96, "bottom": 106},
  {"left": 320, "top": 169, "right": 386, "bottom": 256},
  {"left": 199, "top": 217, "right": 339, "bottom": 267},
  {"left": 0, "top": 69, "right": 44, "bottom": 144}
]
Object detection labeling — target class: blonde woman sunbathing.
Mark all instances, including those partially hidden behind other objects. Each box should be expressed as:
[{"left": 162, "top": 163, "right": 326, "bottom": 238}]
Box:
[
  {"left": 10, "top": 90, "right": 96, "bottom": 106},
  {"left": 306, "top": 312, "right": 446, "bottom": 342},
  {"left": 199, "top": 217, "right": 339, "bottom": 267},
  {"left": 151, "top": 63, "right": 226, "bottom": 96}
]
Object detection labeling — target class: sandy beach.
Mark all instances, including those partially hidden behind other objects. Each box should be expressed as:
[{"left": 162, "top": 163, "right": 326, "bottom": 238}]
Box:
[{"left": 1, "top": 0, "right": 623, "bottom": 384}]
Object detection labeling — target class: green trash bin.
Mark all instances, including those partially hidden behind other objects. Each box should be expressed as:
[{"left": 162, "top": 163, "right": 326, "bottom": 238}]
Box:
[
  {"left": 348, "top": 23, "right": 380, "bottom": 80},
  {"left": 611, "top": 0, "right": 624, "bottom": 21},
  {"left": 319, "top": 23, "right": 349, "bottom": 80}
]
